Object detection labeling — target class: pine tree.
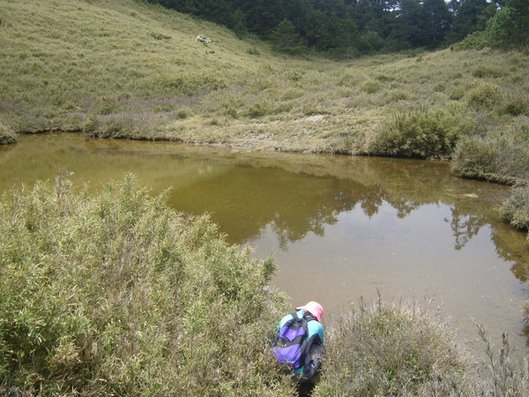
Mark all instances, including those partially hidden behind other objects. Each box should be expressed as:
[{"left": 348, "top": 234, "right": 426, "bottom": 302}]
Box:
[
  {"left": 507, "top": 0, "right": 529, "bottom": 43},
  {"left": 271, "top": 19, "right": 306, "bottom": 54}
]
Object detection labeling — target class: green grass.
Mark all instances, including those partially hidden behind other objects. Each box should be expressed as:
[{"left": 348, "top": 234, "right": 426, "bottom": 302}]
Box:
[
  {"left": 1, "top": 0, "right": 528, "bottom": 172},
  {"left": 0, "top": 176, "right": 295, "bottom": 396}
]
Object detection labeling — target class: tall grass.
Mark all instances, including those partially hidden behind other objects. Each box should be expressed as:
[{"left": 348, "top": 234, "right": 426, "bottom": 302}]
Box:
[
  {"left": 313, "top": 296, "right": 529, "bottom": 397},
  {"left": 0, "top": 176, "right": 294, "bottom": 396},
  {"left": 312, "top": 296, "right": 469, "bottom": 396}
]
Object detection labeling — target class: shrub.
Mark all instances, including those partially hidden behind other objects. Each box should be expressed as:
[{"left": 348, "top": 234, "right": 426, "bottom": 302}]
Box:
[
  {"left": 0, "top": 120, "right": 17, "bottom": 144},
  {"left": 472, "top": 66, "right": 504, "bottom": 78},
  {"left": 451, "top": 132, "right": 529, "bottom": 183},
  {"left": 467, "top": 82, "right": 501, "bottom": 110},
  {"left": 500, "top": 184, "right": 529, "bottom": 234},
  {"left": 361, "top": 80, "right": 382, "bottom": 94},
  {"left": 366, "top": 106, "right": 472, "bottom": 159},
  {"left": 0, "top": 177, "right": 294, "bottom": 396},
  {"left": 247, "top": 101, "right": 272, "bottom": 118},
  {"left": 501, "top": 89, "right": 529, "bottom": 116},
  {"left": 451, "top": 136, "right": 499, "bottom": 180},
  {"left": 313, "top": 297, "right": 469, "bottom": 397}
]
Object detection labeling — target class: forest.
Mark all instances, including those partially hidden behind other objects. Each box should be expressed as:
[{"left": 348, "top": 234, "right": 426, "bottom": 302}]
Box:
[{"left": 146, "top": 0, "right": 528, "bottom": 55}]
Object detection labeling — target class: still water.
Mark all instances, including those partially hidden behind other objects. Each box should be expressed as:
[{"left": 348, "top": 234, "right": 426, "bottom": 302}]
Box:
[{"left": 1, "top": 134, "right": 528, "bottom": 353}]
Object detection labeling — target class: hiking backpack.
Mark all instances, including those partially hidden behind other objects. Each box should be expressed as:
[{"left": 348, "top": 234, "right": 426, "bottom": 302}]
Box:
[{"left": 272, "top": 311, "right": 314, "bottom": 371}]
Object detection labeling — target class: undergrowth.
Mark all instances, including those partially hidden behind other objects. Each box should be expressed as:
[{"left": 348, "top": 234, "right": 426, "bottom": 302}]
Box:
[
  {"left": 312, "top": 296, "right": 469, "bottom": 396},
  {"left": 313, "top": 296, "right": 529, "bottom": 397},
  {"left": 0, "top": 176, "right": 294, "bottom": 396},
  {"left": 500, "top": 184, "right": 529, "bottom": 240}
]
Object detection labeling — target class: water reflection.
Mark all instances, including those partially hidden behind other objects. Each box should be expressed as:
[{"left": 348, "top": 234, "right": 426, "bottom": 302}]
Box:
[{"left": 1, "top": 133, "right": 529, "bottom": 351}]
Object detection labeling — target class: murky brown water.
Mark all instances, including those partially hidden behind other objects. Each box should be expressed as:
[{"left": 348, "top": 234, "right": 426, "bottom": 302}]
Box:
[{"left": 1, "top": 133, "right": 528, "bottom": 354}]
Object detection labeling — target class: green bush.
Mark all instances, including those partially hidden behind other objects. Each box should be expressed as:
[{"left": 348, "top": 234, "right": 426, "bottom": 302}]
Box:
[
  {"left": 366, "top": 106, "right": 472, "bottom": 159},
  {"left": 500, "top": 184, "right": 529, "bottom": 235},
  {"left": 313, "top": 297, "right": 468, "bottom": 397},
  {"left": 0, "top": 120, "right": 17, "bottom": 144},
  {"left": 451, "top": 136, "right": 500, "bottom": 180},
  {"left": 501, "top": 89, "right": 529, "bottom": 116},
  {"left": 451, "top": 132, "right": 529, "bottom": 184},
  {"left": 467, "top": 83, "right": 501, "bottom": 110},
  {"left": 0, "top": 177, "right": 294, "bottom": 396},
  {"left": 361, "top": 80, "right": 382, "bottom": 94}
]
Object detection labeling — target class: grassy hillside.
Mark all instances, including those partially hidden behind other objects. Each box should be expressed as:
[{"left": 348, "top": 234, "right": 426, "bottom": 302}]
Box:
[{"left": 1, "top": 0, "right": 528, "bottom": 162}]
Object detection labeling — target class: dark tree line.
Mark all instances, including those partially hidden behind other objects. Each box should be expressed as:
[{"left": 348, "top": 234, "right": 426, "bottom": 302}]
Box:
[{"left": 147, "top": 0, "right": 527, "bottom": 55}]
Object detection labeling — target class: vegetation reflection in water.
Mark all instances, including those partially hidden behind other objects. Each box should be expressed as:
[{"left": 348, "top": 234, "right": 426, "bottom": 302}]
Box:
[{"left": 1, "top": 133, "right": 528, "bottom": 352}]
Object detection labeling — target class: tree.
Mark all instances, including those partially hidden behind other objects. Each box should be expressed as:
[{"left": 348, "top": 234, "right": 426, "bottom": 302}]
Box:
[
  {"left": 446, "top": 0, "right": 494, "bottom": 43},
  {"left": 422, "top": 0, "right": 452, "bottom": 47},
  {"left": 392, "top": 0, "right": 426, "bottom": 47},
  {"left": 271, "top": 19, "right": 306, "bottom": 54},
  {"left": 507, "top": 0, "right": 529, "bottom": 44}
]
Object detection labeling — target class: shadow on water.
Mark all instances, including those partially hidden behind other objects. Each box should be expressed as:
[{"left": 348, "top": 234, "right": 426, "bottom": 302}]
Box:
[{"left": 1, "top": 133, "right": 529, "bottom": 350}]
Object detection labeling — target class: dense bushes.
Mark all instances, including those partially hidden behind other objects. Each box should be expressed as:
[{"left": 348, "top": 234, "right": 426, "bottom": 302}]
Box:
[
  {"left": 0, "top": 177, "right": 294, "bottom": 396},
  {"left": 366, "top": 106, "right": 473, "bottom": 159}
]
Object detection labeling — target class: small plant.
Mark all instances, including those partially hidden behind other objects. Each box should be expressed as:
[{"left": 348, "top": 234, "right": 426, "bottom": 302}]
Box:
[
  {"left": 472, "top": 66, "right": 504, "bottom": 78},
  {"left": 361, "top": 80, "right": 382, "bottom": 94},
  {"left": 247, "top": 101, "right": 272, "bottom": 118},
  {"left": 501, "top": 89, "right": 529, "bottom": 116},
  {"left": 452, "top": 131, "right": 529, "bottom": 184},
  {"left": 176, "top": 109, "right": 189, "bottom": 119},
  {"left": 246, "top": 47, "right": 260, "bottom": 56}
]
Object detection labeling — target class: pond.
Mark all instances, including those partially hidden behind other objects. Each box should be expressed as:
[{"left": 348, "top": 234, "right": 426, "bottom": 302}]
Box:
[{"left": 1, "top": 133, "right": 528, "bottom": 354}]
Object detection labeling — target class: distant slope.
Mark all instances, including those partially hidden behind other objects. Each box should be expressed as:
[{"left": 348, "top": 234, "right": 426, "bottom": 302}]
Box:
[
  {"left": 0, "top": 0, "right": 266, "bottom": 130},
  {"left": 1, "top": 0, "right": 528, "bottom": 164}
]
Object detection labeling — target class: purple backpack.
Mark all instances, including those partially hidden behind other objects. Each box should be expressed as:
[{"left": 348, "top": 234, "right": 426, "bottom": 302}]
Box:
[{"left": 272, "top": 312, "right": 312, "bottom": 370}]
